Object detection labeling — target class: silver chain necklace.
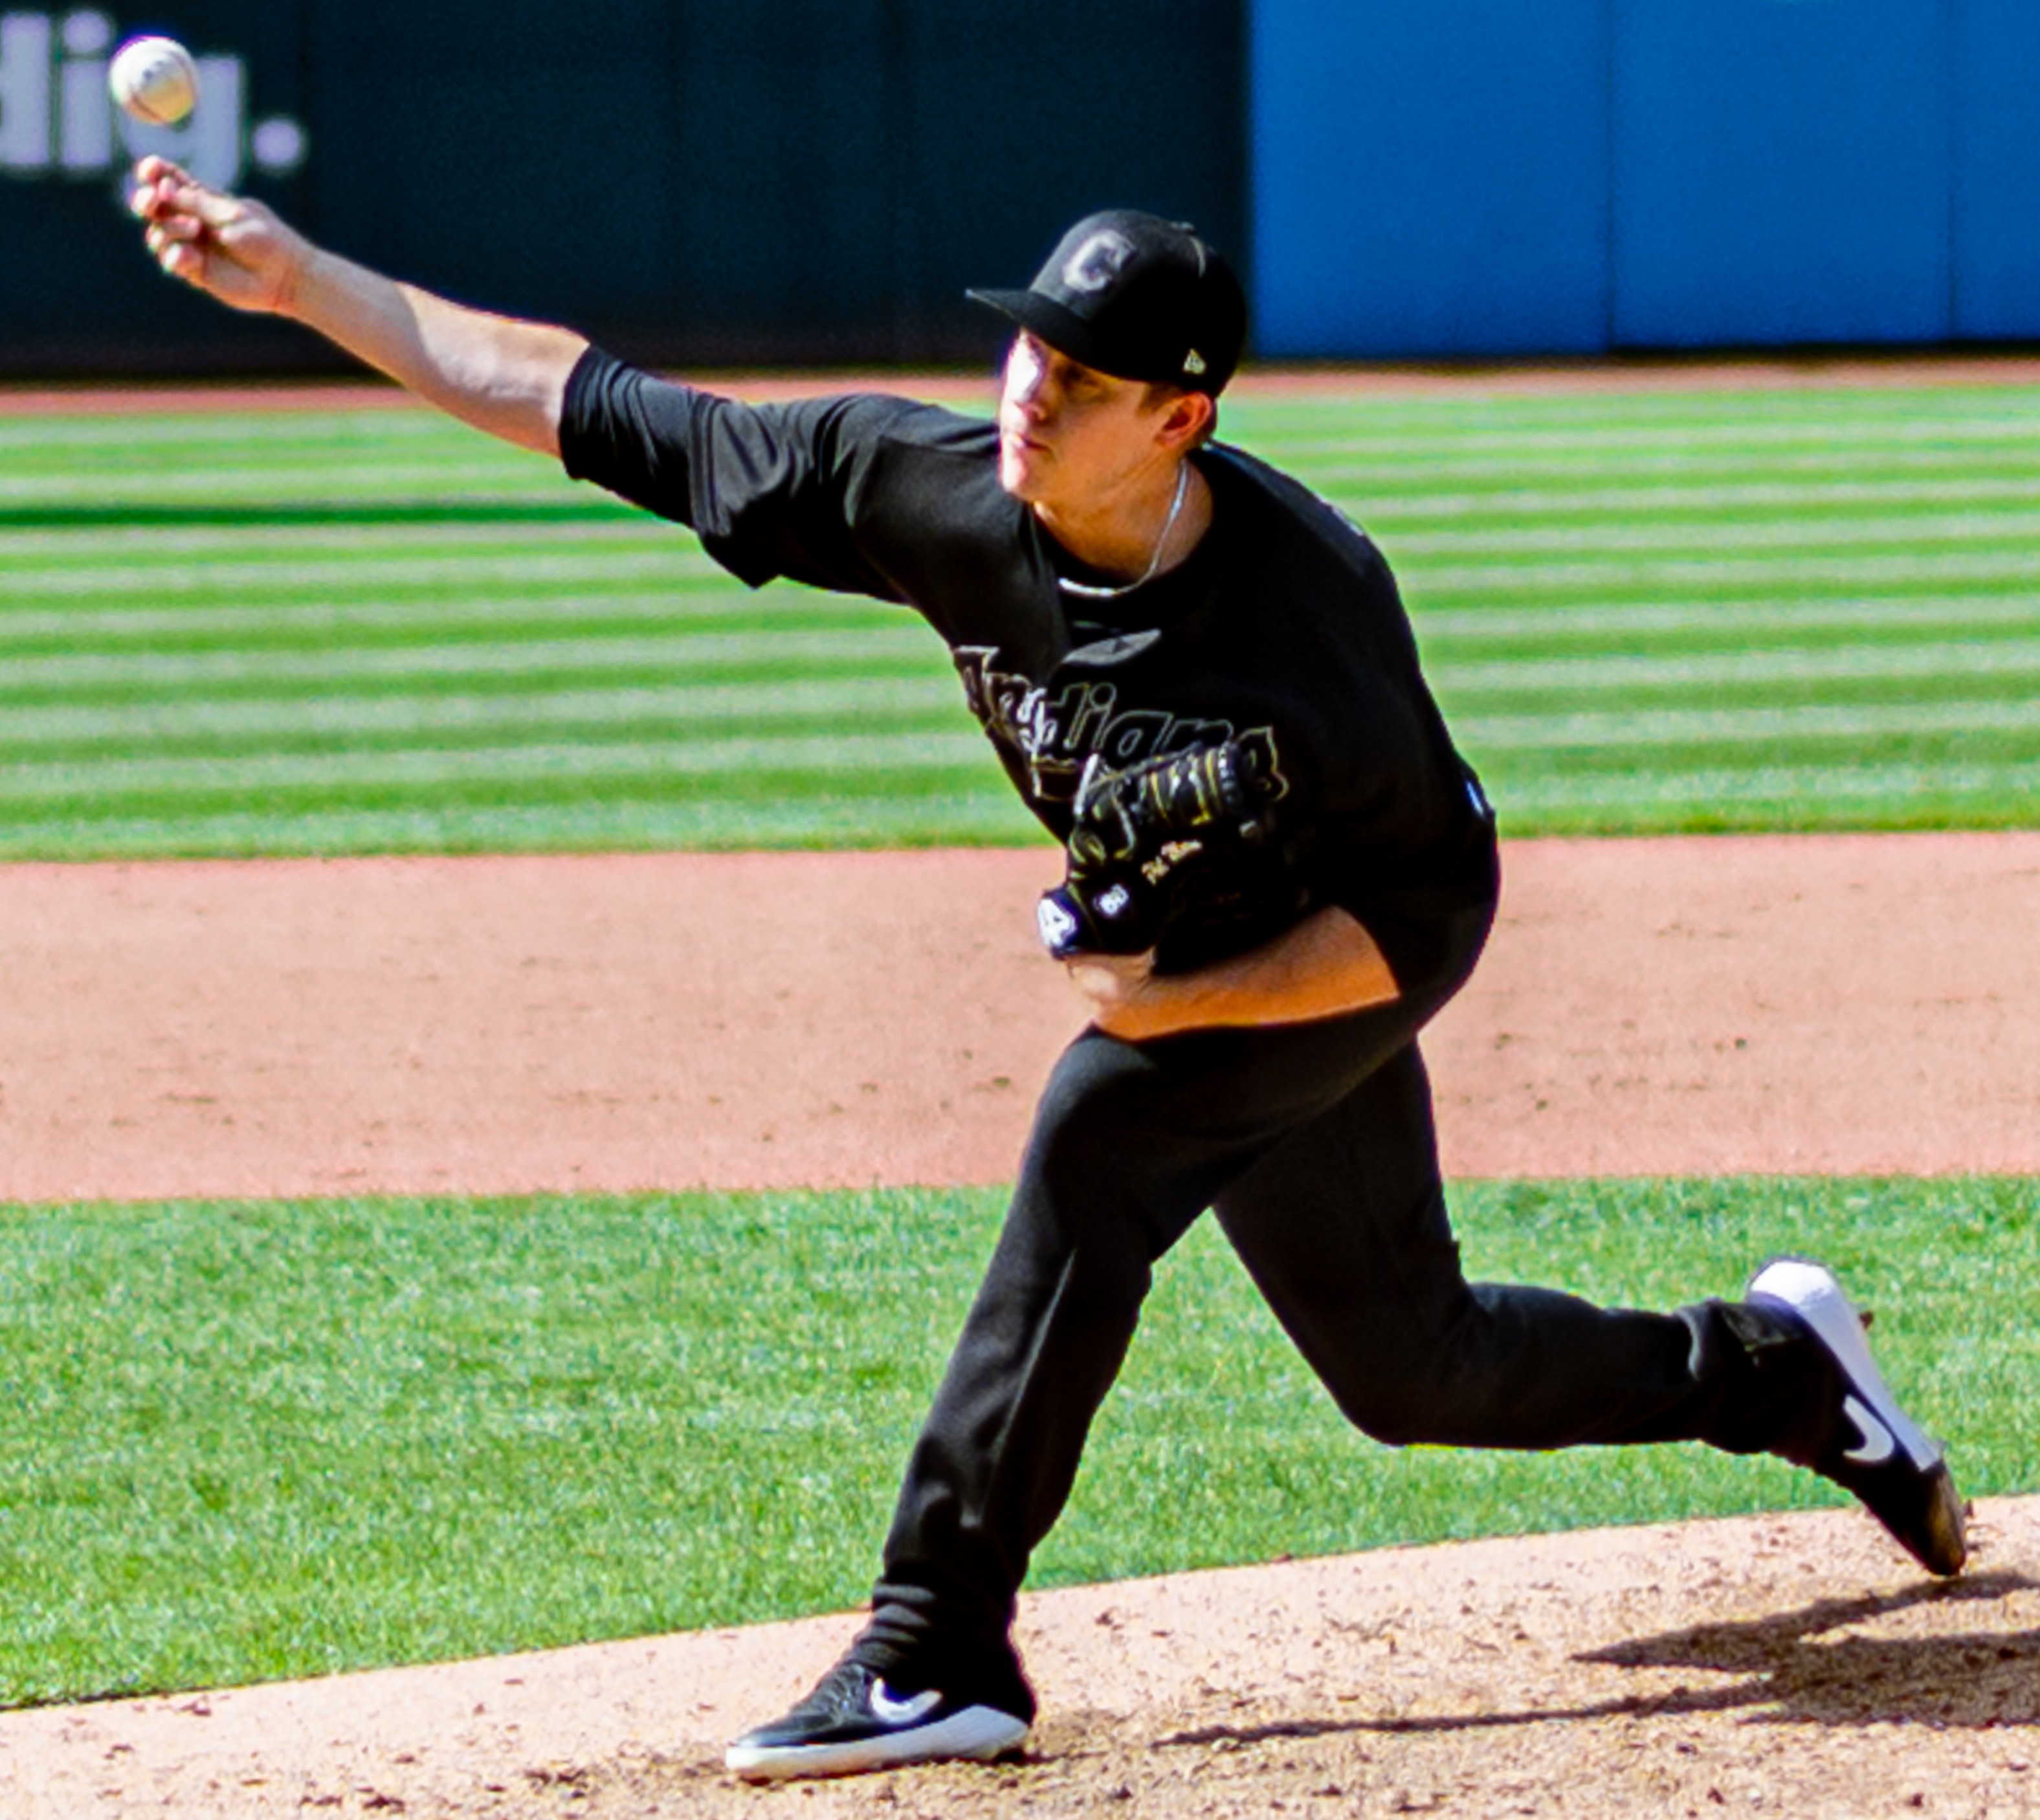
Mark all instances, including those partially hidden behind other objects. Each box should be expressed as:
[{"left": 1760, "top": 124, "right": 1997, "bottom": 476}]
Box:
[{"left": 1056, "top": 463, "right": 1191, "bottom": 601}]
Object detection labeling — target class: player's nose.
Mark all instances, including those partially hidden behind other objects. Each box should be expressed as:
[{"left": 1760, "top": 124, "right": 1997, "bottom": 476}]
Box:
[{"left": 1003, "top": 339, "right": 1056, "bottom": 412}]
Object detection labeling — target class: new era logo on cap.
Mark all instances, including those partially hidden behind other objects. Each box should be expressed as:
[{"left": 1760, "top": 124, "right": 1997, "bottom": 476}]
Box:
[{"left": 968, "top": 208, "right": 1247, "bottom": 397}]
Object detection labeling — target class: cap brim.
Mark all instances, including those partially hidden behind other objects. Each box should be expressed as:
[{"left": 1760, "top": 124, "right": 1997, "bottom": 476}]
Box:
[{"left": 966, "top": 287, "right": 1164, "bottom": 386}]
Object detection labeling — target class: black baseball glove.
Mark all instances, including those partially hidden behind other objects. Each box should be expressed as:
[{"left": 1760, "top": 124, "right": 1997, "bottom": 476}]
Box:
[{"left": 1036, "top": 731, "right": 1310, "bottom": 970}]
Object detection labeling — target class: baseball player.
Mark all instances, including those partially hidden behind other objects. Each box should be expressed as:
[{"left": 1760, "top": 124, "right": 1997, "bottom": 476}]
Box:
[{"left": 132, "top": 161, "right": 1966, "bottom": 1784}]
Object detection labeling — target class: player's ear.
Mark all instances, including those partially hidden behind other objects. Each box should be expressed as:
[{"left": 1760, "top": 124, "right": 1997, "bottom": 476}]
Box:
[{"left": 1156, "top": 389, "right": 1215, "bottom": 451}]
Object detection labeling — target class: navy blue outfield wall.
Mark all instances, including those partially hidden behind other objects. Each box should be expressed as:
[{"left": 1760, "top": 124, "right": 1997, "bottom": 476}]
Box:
[
  {"left": 0, "top": 0, "right": 1246, "bottom": 376},
  {"left": 1251, "top": 0, "right": 2040, "bottom": 359}
]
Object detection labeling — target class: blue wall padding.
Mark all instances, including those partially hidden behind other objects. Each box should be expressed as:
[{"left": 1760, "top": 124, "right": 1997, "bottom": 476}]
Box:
[
  {"left": 1610, "top": 0, "right": 1952, "bottom": 348},
  {"left": 1253, "top": 0, "right": 2040, "bottom": 356},
  {"left": 1953, "top": 0, "right": 2040, "bottom": 339},
  {"left": 1250, "top": 0, "right": 1613, "bottom": 357}
]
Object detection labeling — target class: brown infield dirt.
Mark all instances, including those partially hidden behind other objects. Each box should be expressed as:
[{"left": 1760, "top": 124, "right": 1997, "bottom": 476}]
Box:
[{"left": 0, "top": 832, "right": 2035, "bottom": 1819}]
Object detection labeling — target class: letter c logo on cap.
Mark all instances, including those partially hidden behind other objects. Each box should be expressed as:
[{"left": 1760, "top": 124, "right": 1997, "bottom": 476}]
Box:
[{"left": 1062, "top": 229, "right": 1135, "bottom": 294}]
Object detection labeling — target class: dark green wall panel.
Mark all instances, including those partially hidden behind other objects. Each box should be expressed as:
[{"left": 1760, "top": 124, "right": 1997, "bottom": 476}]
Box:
[
  {"left": 0, "top": 0, "right": 319, "bottom": 370},
  {"left": 0, "top": 0, "right": 1244, "bottom": 376},
  {"left": 883, "top": 0, "right": 1247, "bottom": 362}
]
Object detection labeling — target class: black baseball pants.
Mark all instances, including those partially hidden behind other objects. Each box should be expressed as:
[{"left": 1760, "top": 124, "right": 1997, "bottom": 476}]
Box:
[{"left": 851, "top": 891, "right": 1775, "bottom": 1703}]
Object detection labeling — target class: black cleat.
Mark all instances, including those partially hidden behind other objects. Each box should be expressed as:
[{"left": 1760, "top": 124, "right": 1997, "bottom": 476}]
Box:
[
  {"left": 726, "top": 1659, "right": 1030, "bottom": 1782},
  {"left": 1746, "top": 1257, "right": 1967, "bottom": 1577}
]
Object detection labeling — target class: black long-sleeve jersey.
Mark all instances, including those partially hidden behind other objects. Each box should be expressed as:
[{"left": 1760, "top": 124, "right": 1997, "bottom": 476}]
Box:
[{"left": 559, "top": 349, "right": 1497, "bottom": 984}]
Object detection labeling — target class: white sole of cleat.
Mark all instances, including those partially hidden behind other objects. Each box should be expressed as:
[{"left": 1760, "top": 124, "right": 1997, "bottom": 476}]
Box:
[{"left": 727, "top": 1705, "right": 1030, "bottom": 1782}]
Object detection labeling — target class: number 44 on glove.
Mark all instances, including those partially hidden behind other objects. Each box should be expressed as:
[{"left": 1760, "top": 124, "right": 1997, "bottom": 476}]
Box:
[{"left": 1037, "top": 731, "right": 1295, "bottom": 962}]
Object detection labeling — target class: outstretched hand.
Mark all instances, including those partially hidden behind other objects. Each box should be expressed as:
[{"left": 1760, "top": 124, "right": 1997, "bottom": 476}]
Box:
[{"left": 129, "top": 155, "right": 307, "bottom": 315}]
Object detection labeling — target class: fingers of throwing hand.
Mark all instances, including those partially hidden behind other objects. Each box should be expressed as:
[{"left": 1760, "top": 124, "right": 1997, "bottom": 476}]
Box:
[
  {"left": 131, "top": 154, "right": 194, "bottom": 189},
  {"left": 129, "top": 174, "right": 193, "bottom": 229},
  {"left": 129, "top": 164, "right": 239, "bottom": 236},
  {"left": 154, "top": 237, "right": 206, "bottom": 285},
  {"left": 144, "top": 211, "right": 201, "bottom": 250},
  {"left": 144, "top": 212, "right": 205, "bottom": 285}
]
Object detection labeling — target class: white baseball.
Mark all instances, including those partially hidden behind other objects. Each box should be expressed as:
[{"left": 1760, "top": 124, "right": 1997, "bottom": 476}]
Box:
[{"left": 109, "top": 36, "right": 200, "bottom": 127}]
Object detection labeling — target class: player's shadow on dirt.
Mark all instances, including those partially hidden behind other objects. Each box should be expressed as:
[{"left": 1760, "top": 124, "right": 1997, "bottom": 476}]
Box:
[
  {"left": 1571, "top": 1571, "right": 2040, "bottom": 1727},
  {"left": 1155, "top": 1572, "right": 2039, "bottom": 1751}
]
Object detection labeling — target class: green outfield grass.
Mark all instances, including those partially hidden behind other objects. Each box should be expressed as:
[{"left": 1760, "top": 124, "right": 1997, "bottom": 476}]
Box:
[
  {"left": 0, "top": 1177, "right": 2030, "bottom": 1707},
  {"left": 1, "top": 381, "right": 2037, "bottom": 858}
]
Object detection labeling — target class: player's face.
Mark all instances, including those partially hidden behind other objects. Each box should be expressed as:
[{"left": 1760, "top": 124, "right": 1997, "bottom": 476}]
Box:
[{"left": 997, "top": 331, "right": 1171, "bottom": 506}]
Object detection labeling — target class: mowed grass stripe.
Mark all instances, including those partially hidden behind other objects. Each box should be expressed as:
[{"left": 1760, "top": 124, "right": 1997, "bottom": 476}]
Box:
[
  {"left": 13, "top": 642, "right": 2033, "bottom": 713},
  {"left": 35, "top": 445, "right": 2040, "bottom": 520},
  {"left": 0, "top": 406, "right": 482, "bottom": 449},
  {"left": 39, "top": 709, "right": 1988, "bottom": 781},
  {"left": 1416, "top": 594, "right": 2040, "bottom": 645},
  {"left": 1278, "top": 445, "right": 2040, "bottom": 493},
  {"left": 1320, "top": 474, "right": 2040, "bottom": 522},
  {"left": 25, "top": 541, "right": 2040, "bottom": 608},
  {"left": 0, "top": 776, "right": 1023, "bottom": 852},
  {"left": 0, "top": 677, "right": 969, "bottom": 751},
  {"left": 0, "top": 520, "right": 671, "bottom": 565},
  {"left": 0, "top": 793, "right": 1043, "bottom": 860},
  {"left": 0, "top": 596, "right": 909, "bottom": 656},
  {"left": 1406, "top": 549, "right": 2040, "bottom": 600},
  {"left": 0, "top": 627, "right": 947, "bottom": 696},
  {"left": 12, "top": 547, "right": 2037, "bottom": 622},
  {"left": 0, "top": 758, "right": 1014, "bottom": 838},
  {"left": 1258, "top": 424, "right": 2040, "bottom": 470},
  {"left": 1430, "top": 638, "right": 2040, "bottom": 694},
  {"left": 19, "top": 436, "right": 2040, "bottom": 493},
  {"left": 10, "top": 637, "right": 2028, "bottom": 719},
  {"left": 1456, "top": 697, "right": 2040, "bottom": 751},
  {"left": 0, "top": 702, "right": 2023, "bottom": 787},
  {"left": 0, "top": 546, "right": 731, "bottom": 598},
  {"left": 0, "top": 729, "right": 993, "bottom": 808},
  {"left": 1491, "top": 757, "right": 2040, "bottom": 826},
  {"left": 0, "top": 665, "right": 951, "bottom": 719},
  {"left": 10, "top": 678, "right": 2026, "bottom": 775},
  {"left": 14, "top": 685, "right": 2019, "bottom": 779},
  {"left": 1379, "top": 507, "right": 2040, "bottom": 557},
  {"left": 6, "top": 586, "right": 2030, "bottom": 666},
  {"left": 0, "top": 462, "right": 628, "bottom": 502}
]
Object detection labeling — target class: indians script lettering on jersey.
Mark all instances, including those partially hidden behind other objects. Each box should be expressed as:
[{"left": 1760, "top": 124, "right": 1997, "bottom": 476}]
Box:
[{"left": 953, "top": 646, "right": 1281, "bottom": 803}]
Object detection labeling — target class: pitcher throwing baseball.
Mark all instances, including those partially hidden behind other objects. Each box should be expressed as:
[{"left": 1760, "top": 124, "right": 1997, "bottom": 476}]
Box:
[{"left": 132, "top": 157, "right": 1966, "bottom": 1783}]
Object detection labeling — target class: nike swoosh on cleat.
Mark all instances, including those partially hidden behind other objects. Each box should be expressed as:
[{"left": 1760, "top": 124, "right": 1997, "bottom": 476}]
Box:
[
  {"left": 1842, "top": 1393, "right": 1896, "bottom": 1466},
  {"left": 869, "top": 1683, "right": 944, "bottom": 1727}
]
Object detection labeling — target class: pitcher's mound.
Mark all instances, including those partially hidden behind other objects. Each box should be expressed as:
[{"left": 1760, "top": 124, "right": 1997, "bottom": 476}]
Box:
[{"left": 11, "top": 1497, "right": 2035, "bottom": 1818}]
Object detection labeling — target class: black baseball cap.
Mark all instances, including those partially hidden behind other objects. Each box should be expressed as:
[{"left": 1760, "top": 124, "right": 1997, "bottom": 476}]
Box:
[{"left": 968, "top": 209, "right": 1247, "bottom": 397}]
